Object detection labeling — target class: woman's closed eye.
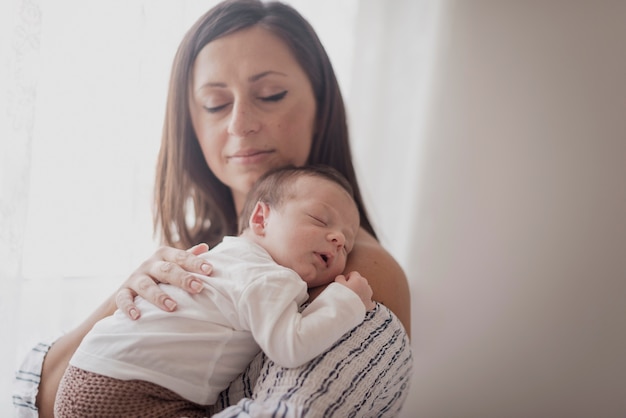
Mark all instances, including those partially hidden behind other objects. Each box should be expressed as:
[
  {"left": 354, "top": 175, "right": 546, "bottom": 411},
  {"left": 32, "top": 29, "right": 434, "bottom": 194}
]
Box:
[
  {"left": 202, "top": 91, "right": 287, "bottom": 114},
  {"left": 203, "top": 103, "right": 230, "bottom": 114},
  {"left": 259, "top": 90, "right": 287, "bottom": 102}
]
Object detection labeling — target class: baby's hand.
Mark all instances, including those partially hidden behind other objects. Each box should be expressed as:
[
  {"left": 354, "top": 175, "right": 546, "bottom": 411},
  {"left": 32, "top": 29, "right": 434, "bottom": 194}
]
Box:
[{"left": 335, "top": 271, "right": 375, "bottom": 311}]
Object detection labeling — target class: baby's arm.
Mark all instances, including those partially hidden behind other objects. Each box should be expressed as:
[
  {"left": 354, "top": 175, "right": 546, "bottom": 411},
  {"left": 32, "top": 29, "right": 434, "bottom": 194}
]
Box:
[
  {"left": 241, "top": 274, "right": 366, "bottom": 369},
  {"left": 334, "top": 271, "right": 375, "bottom": 311}
]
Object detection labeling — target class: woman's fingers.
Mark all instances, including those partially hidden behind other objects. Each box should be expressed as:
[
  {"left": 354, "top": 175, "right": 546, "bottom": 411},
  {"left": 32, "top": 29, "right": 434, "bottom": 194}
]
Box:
[
  {"left": 148, "top": 259, "right": 205, "bottom": 294},
  {"left": 115, "top": 287, "right": 141, "bottom": 320},
  {"left": 135, "top": 272, "right": 178, "bottom": 310},
  {"left": 115, "top": 244, "right": 213, "bottom": 319},
  {"left": 148, "top": 245, "right": 211, "bottom": 286},
  {"left": 188, "top": 243, "right": 209, "bottom": 255},
  {"left": 174, "top": 244, "right": 212, "bottom": 276},
  {"left": 117, "top": 273, "right": 178, "bottom": 319}
]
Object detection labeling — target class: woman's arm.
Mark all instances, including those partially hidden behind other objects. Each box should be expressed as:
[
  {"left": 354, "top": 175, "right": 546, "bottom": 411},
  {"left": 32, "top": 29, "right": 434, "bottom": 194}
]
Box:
[
  {"left": 310, "top": 228, "right": 411, "bottom": 337},
  {"left": 33, "top": 244, "right": 212, "bottom": 417},
  {"left": 35, "top": 296, "right": 116, "bottom": 418}
]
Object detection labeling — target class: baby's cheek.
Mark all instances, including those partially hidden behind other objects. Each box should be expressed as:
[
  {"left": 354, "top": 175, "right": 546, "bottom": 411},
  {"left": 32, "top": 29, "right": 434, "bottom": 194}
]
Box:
[{"left": 338, "top": 260, "right": 346, "bottom": 273}]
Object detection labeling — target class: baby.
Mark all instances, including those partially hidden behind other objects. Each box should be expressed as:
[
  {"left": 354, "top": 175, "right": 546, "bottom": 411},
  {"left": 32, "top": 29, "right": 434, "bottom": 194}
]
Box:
[{"left": 54, "top": 164, "right": 374, "bottom": 417}]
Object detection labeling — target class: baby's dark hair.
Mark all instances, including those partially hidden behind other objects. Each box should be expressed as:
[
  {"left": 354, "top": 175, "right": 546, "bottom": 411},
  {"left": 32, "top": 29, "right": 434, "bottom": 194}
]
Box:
[{"left": 238, "top": 164, "right": 356, "bottom": 234}]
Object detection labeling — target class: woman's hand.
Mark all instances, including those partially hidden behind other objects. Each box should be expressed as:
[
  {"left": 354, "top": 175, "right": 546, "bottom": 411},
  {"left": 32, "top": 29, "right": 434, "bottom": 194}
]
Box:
[{"left": 115, "top": 243, "right": 212, "bottom": 319}]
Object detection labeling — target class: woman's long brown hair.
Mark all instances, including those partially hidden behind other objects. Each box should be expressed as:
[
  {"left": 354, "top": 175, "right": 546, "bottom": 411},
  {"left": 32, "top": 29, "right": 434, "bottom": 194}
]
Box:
[{"left": 154, "top": 0, "right": 377, "bottom": 249}]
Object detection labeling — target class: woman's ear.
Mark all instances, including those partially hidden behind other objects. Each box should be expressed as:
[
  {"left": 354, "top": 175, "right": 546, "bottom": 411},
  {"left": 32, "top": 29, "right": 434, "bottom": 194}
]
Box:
[{"left": 249, "top": 201, "right": 270, "bottom": 236}]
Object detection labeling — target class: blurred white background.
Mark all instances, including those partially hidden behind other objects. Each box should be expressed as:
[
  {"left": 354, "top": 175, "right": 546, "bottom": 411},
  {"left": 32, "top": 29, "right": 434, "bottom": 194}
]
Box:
[{"left": 2, "top": 1, "right": 626, "bottom": 417}]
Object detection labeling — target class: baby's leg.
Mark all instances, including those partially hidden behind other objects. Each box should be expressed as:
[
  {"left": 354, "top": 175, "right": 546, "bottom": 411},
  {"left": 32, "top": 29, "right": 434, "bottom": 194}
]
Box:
[{"left": 54, "top": 365, "right": 208, "bottom": 418}]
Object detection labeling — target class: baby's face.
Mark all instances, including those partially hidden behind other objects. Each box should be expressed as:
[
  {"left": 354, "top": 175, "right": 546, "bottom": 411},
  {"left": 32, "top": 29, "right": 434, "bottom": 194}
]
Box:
[{"left": 262, "top": 176, "right": 360, "bottom": 287}]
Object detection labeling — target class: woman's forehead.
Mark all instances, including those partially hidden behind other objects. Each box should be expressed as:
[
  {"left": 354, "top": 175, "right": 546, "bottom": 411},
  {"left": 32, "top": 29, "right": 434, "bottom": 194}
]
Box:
[{"left": 192, "top": 26, "right": 301, "bottom": 83}]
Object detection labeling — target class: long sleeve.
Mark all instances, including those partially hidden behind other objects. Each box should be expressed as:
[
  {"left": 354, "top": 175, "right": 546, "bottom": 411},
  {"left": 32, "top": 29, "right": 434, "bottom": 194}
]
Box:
[{"left": 239, "top": 279, "right": 365, "bottom": 369}]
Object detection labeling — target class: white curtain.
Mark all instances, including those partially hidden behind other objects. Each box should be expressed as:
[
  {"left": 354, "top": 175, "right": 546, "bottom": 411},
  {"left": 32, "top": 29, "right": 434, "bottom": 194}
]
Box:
[
  {"left": 1, "top": 0, "right": 207, "bottom": 412},
  {"left": 1, "top": 4, "right": 226, "bottom": 412}
]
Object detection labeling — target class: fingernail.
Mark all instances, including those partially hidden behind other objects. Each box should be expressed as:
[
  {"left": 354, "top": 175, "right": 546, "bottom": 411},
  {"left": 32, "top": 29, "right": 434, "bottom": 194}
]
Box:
[
  {"left": 129, "top": 308, "right": 139, "bottom": 320},
  {"left": 201, "top": 263, "right": 211, "bottom": 273},
  {"left": 190, "top": 279, "right": 204, "bottom": 292},
  {"left": 164, "top": 299, "right": 177, "bottom": 311}
]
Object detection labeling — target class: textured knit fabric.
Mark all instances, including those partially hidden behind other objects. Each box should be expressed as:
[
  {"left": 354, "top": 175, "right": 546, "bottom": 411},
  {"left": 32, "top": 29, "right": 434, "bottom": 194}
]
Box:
[
  {"left": 68, "top": 236, "right": 365, "bottom": 405},
  {"left": 14, "top": 303, "right": 412, "bottom": 417},
  {"left": 54, "top": 365, "right": 208, "bottom": 417}
]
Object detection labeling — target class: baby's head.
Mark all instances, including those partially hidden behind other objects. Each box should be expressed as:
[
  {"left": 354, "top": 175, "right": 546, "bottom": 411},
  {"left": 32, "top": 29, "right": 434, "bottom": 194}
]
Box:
[{"left": 239, "top": 165, "right": 360, "bottom": 287}]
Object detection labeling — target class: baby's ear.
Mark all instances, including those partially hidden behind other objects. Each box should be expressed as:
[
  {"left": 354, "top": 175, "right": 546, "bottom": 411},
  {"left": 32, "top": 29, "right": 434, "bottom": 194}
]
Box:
[{"left": 249, "top": 201, "right": 270, "bottom": 236}]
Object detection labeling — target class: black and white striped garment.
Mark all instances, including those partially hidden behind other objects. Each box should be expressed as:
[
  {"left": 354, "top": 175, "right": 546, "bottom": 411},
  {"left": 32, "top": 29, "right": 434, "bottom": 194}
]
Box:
[
  {"left": 209, "top": 303, "right": 413, "bottom": 418},
  {"left": 13, "top": 342, "right": 50, "bottom": 417}
]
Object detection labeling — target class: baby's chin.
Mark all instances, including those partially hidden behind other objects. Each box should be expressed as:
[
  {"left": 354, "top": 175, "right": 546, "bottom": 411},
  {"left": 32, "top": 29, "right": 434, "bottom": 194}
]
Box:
[
  {"left": 300, "top": 273, "right": 319, "bottom": 287},
  {"left": 303, "top": 273, "right": 335, "bottom": 289}
]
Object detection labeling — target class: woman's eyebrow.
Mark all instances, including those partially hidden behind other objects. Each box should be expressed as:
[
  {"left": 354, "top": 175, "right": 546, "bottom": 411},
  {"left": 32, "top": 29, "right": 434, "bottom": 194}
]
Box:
[
  {"left": 196, "top": 71, "right": 288, "bottom": 91},
  {"left": 196, "top": 81, "right": 227, "bottom": 91},
  {"left": 249, "top": 70, "right": 288, "bottom": 82}
]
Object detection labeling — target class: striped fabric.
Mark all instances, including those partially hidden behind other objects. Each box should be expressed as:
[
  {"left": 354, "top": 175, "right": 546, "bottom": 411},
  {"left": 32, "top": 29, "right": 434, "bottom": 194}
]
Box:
[
  {"left": 209, "top": 303, "right": 413, "bottom": 417},
  {"left": 13, "top": 342, "right": 50, "bottom": 417},
  {"left": 13, "top": 304, "right": 412, "bottom": 417}
]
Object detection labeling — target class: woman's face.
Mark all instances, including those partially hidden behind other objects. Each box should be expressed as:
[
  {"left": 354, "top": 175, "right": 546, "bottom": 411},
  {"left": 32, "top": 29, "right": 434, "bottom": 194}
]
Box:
[{"left": 189, "top": 26, "right": 317, "bottom": 213}]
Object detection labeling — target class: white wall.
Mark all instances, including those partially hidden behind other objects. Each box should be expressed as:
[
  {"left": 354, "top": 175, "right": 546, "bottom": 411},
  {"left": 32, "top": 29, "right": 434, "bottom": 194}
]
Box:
[{"left": 402, "top": 1, "right": 626, "bottom": 417}]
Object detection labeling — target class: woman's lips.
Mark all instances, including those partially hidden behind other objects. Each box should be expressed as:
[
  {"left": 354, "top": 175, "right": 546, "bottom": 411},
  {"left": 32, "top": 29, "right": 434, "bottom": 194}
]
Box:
[{"left": 227, "top": 149, "right": 274, "bottom": 164}]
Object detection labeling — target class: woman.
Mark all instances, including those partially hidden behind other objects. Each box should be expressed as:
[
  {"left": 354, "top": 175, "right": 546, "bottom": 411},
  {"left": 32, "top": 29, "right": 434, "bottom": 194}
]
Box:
[{"left": 16, "top": 1, "right": 412, "bottom": 416}]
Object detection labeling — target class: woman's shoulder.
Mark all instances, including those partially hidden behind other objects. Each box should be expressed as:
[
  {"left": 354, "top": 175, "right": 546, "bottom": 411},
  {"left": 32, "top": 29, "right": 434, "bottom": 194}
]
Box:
[{"left": 348, "top": 228, "right": 411, "bottom": 337}]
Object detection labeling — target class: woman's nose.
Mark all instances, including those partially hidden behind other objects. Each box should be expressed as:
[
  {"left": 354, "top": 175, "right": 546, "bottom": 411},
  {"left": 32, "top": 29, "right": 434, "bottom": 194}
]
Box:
[{"left": 227, "top": 100, "right": 261, "bottom": 137}]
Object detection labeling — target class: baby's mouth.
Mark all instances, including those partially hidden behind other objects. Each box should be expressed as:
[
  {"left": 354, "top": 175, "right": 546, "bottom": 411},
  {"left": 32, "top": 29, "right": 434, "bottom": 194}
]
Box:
[{"left": 317, "top": 252, "right": 332, "bottom": 268}]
